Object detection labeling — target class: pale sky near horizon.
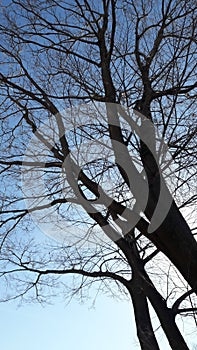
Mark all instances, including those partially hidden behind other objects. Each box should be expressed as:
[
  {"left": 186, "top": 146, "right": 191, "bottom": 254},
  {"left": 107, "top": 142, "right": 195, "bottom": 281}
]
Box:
[
  {"left": 0, "top": 294, "right": 136, "bottom": 350},
  {"left": 0, "top": 291, "right": 196, "bottom": 350},
  {"left": 0, "top": 213, "right": 196, "bottom": 350},
  {"left": 0, "top": 212, "right": 196, "bottom": 350}
]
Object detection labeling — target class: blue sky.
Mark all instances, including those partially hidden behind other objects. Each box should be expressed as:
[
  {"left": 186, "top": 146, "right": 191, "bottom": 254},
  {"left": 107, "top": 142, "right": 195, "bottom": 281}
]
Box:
[
  {"left": 0, "top": 295, "right": 136, "bottom": 350},
  {"left": 0, "top": 2, "right": 196, "bottom": 349},
  {"left": 1, "top": 290, "right": 196, "bottom": 350}
]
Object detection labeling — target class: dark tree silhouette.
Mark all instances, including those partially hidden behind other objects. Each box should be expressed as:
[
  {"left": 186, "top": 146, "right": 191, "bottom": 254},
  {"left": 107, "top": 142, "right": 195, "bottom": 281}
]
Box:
[{"left": 0, "top": 1, "right": 196, "bottom": 349}]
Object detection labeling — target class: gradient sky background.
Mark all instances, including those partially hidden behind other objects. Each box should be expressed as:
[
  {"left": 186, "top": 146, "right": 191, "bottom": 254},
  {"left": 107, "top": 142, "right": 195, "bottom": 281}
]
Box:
[
  {"left": 0, "top": 3, "right": 196, "bottom": 350},
  {"left": 0, "top": 294, "right": 136, "bottom": 350},
  {"left": 0, "top": 289, "right": 196, "bottom": 350},
  {"left": 0, "top": 208, "right": 196, "bottom": 350}
]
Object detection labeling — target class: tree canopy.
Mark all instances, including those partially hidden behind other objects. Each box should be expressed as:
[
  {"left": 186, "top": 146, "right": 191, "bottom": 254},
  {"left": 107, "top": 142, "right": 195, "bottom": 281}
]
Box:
[{"left": 0, "top": 1, "right": 196, "bottom": 349}]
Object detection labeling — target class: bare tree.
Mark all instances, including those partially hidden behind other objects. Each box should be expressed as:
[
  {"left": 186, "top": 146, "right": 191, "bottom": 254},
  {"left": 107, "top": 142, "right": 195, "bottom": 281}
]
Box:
[{"left": 0, "top": 1, "right": 196, "bottom": 349}]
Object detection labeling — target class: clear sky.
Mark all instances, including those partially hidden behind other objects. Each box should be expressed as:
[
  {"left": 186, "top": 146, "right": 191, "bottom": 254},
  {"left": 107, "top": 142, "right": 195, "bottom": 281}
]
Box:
[
  {"left": 1, "top": 290, "right": 196, "bottom": 350},
  {"left": 0, "top": 294, "right": 136, "bottom": 350},
  {"left": 0, "top": 217, "right": 196, "bottom": 350}
]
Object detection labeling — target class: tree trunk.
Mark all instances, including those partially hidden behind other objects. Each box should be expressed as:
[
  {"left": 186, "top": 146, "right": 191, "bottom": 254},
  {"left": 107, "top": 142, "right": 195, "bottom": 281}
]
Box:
[
  {"left": 118, "top": 239, "right": 190, "bottom": 350},
  {"left": 140, "top": 135, "right": 197, "bottom": 293},
  {"left": 129, "top": 276, "right": 160, "bottom": 350},
  {"left": 141, "top": 271, "right": 190, "bottom": 350}
]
